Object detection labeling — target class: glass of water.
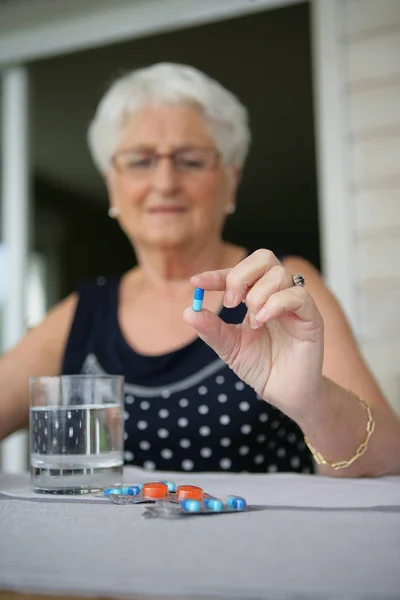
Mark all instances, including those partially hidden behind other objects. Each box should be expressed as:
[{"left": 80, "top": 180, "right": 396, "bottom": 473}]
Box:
[{"left": 30, "top": 375, "right": 124, "bottom": 494}]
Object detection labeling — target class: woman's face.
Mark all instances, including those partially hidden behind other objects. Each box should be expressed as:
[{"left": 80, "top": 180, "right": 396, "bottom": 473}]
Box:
[{"left": 106, "top": 104, "right": 237, "bottom": 251}]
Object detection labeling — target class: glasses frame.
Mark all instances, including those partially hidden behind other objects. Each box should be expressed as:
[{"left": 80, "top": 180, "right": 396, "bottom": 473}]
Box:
[{"left": 111, "top": 146, "right": 221, "bottom": 176}]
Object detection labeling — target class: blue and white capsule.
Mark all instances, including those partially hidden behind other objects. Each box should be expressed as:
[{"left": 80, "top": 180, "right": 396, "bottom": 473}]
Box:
[
  {"left": 160, "top": 480, "right": 176, "bottom": 493},
  {"left": 121, "top": 485, "right": 141, "bottom": 496},
  {"left": 104, "top": 487, "right": 123, "bottom": 496},
  {"left": 192, "top": 287, "right": 205, "bottom": 312},
  {"left": 180, "top": 499, "right": 202, "bottom": 512},
  {"left": 203, "top": 496, "right": 224, "bottom": 512},
  {"left": 225, "top": 495, "right": 247, "bottom": 510},
  {"left": 104, "top": 485, "right": 141, "bottom": 497}
]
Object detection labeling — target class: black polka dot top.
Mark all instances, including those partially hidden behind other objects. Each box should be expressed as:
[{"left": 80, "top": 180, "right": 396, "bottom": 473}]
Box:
[{"left": 62, "top": 277, "right": 313, "bottom": 474}]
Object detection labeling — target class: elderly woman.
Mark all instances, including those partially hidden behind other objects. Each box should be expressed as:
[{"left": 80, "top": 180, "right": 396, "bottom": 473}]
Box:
[{"left": 1, "top": 63, "right": 399, "bottom": 477}]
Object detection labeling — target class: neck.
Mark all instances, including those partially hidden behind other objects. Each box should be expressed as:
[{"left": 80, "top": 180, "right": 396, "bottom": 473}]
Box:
[{"left": 134, "top": 238, "right": 226, "bottom": 291}]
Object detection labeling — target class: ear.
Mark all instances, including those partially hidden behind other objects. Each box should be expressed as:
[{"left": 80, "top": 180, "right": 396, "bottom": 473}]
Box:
[
  {"left": 222, "top": 167, "right": 239, "bottom": 217},
  {"left": 104, "top": 169, "right": 118, "bottom": 217}
]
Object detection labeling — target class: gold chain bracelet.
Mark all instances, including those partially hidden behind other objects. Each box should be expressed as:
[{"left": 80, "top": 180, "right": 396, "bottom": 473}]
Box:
[{"left": 304, "top": 394, "right": 375, "bottom": 470}]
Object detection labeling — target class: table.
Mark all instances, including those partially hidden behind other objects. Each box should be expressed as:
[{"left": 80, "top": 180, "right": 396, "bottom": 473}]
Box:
[{"left": 1, "top": 468, "right": 400, "bottom": 600}]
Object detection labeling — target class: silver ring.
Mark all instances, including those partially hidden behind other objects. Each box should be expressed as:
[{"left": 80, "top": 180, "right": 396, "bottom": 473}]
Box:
[{"left": 292, "top": 273, "right": 305, "bottom": 287}]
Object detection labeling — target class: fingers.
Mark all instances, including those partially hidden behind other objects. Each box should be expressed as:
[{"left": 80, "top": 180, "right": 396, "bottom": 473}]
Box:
[
  {"left": 182, "top": 307, "right": 240, "bottom": 365},
  {"left": 245, "top": 265, "right": 294, "bottom": 328},
  {"left": 189, "top": 248, "right": 321, "bottom": 331},
  {"left": 191, "top": 249, "right": 280, "bottom": 308},
  {"left": 191, "top": 268, "right": 230, "bottom": 293},
  {"left": 255, "top": 286, "right": 319, "bottom": 327}
]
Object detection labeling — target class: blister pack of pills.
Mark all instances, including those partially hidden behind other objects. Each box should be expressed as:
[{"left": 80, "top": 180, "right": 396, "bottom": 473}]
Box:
[{"left": 102, "top": 481, "right": 247, "bottom": 518}]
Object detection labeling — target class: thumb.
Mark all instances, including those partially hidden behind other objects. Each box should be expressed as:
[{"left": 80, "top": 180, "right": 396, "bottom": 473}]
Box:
[{"left": 183, "top": 307, "right": 240, "bottom": 365}]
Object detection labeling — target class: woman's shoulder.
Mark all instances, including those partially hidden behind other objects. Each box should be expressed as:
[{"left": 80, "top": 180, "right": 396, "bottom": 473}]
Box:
[
  {"left": 281, "top": 255, "right": 321, "bottom": 276},
  {"left": 280, "top": 255, "right": 333, "bottom": 310}
]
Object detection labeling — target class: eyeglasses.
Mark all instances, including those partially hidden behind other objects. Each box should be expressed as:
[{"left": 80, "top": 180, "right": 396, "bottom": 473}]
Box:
[{"left": 112, "top": 146, "right": 220, "bottom": 176}]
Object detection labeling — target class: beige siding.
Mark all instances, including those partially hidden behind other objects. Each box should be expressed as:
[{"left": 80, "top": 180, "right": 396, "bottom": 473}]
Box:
[
  {"left": 342, "top": 0, "right": 400, "bottom": 413},
  {"left": 346, "top": 30, "right": 400, "bottom": 82},
  {"left": 355, "top": 190, "right": 400, "bottom": 232},
  {"left": 351, "top": 137, "right": 400, "bottom": 188},
  {"left": 344, "top": 0, "right": 400, "bottom": 34},
  {"left": 348, "top": 85, "right": 400, "bottom": 132}
]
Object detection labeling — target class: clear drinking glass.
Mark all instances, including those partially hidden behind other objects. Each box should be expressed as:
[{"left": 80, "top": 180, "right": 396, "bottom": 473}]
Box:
[{"left": 30, "top": 375, "right": 124, "bottom": 493}]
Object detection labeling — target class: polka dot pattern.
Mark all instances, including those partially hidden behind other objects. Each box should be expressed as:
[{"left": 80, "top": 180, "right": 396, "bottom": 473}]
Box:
[
  {"left": 182, "top": 459, "right": 194, "bottom": 471},
  {"left": 220, "top": 458, "right": 232, "bottom": 470},
  {"left": 144, "top": 460, "right": 156, "bottom": 471},
  {"left": 199, "top": 425, "right": 211, "bottom": 437},
  {"left": 120, "top": 379, "right": 312, "bottom": 471},
  {"left": 235, "top": 381, "right": 245, "bottom": 391},
  {"left": 157, "top": 428, "right": 169, "bottom": 439},
  {"left": 73, "top": 287, "right": 313, "bottom": 475},
  {"left": 200, "top": 447, "right": 212, "bottom": 458},
  {"left": 161, "top": 448, "right": 173, "bottom": 460},
  {"left": 291, "top": 456, "right": 301, "bottom": 469}
]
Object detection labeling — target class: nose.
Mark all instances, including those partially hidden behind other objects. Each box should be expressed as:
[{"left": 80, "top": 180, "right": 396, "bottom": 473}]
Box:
[{"left": 151, "top": 156, "right": 181, "bottom": 195}]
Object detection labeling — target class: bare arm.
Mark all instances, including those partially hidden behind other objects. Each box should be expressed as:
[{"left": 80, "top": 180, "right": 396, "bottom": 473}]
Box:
[
  {"left": 283, "top": 256, "right": 400, "bottom": 476},
  {"left": 0, "top": 294, "right": 78, "bottom": 440}
]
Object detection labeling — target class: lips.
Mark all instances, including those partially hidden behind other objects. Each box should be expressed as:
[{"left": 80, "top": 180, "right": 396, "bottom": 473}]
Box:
[{"left": 147, "top": 206, "right": 187, "bottom": 213}]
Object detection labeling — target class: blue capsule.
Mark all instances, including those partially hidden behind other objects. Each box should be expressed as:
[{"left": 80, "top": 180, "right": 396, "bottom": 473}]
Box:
[
  {"left": 203, "top": 497, "right": 223, "bottom": 512},
  {"left": 121, "top": 486, "right": 141, "bottom": 496},
  {"left": 180, "top": 499, "right": 201, "bottom": 512},
  {"left": 225, "top": 495, "right": 247, "bottom": 510},
  {"left": 104, "top": 487, "right": 123, "bottom": 496},
  {"left": 160, "top": 481, "right": 176, "bottom": 493},
  {"left": 104, "top": 485, "right": 141, "bottom": 497},
  {"left": 192, "top": 287, "right": 205, "bottom": 312}
]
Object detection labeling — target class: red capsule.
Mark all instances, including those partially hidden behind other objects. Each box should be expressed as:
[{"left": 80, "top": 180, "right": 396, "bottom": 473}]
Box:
[
  {"left": 141, "top": 482, "right": 169, "bottom": 499},
  {"left": 176, "top": 485, "right": 203, "bottom": 501}
]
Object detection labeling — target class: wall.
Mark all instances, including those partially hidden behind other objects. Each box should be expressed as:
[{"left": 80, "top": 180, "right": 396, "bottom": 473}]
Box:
[{"left": 341, "top": 0, "right": 400, "bottom": 412}]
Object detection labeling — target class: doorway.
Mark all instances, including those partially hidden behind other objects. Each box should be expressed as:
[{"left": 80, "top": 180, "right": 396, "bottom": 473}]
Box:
[{"left": 31, "top": 2, "right": 318, "bottom": 298}]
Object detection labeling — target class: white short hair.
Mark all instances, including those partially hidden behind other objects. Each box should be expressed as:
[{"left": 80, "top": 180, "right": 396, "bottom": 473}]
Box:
[{"left": 87, "top": 62, "right": 251, "bottom": 174}]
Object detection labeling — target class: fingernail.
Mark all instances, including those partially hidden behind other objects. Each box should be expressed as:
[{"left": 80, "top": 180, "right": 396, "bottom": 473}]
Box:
[
  {"left": 224, "top": 290, "right": 235, "bottom": 307},
  {"left": 255, "top": 309, "right": 268, "bottom": 323},
  {"left": 249, "top": 314, "right": 261, "bottom": 329}
]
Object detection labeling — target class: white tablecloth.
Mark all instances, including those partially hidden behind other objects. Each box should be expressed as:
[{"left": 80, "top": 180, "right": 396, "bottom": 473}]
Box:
[{"left": 1, "top": 468, "right": 400, "bottom": 600}]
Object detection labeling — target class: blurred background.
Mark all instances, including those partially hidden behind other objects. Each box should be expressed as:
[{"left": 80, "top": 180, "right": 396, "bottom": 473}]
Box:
[{"left": 1, "top": 0, "right": 399, "bottom": 471}]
